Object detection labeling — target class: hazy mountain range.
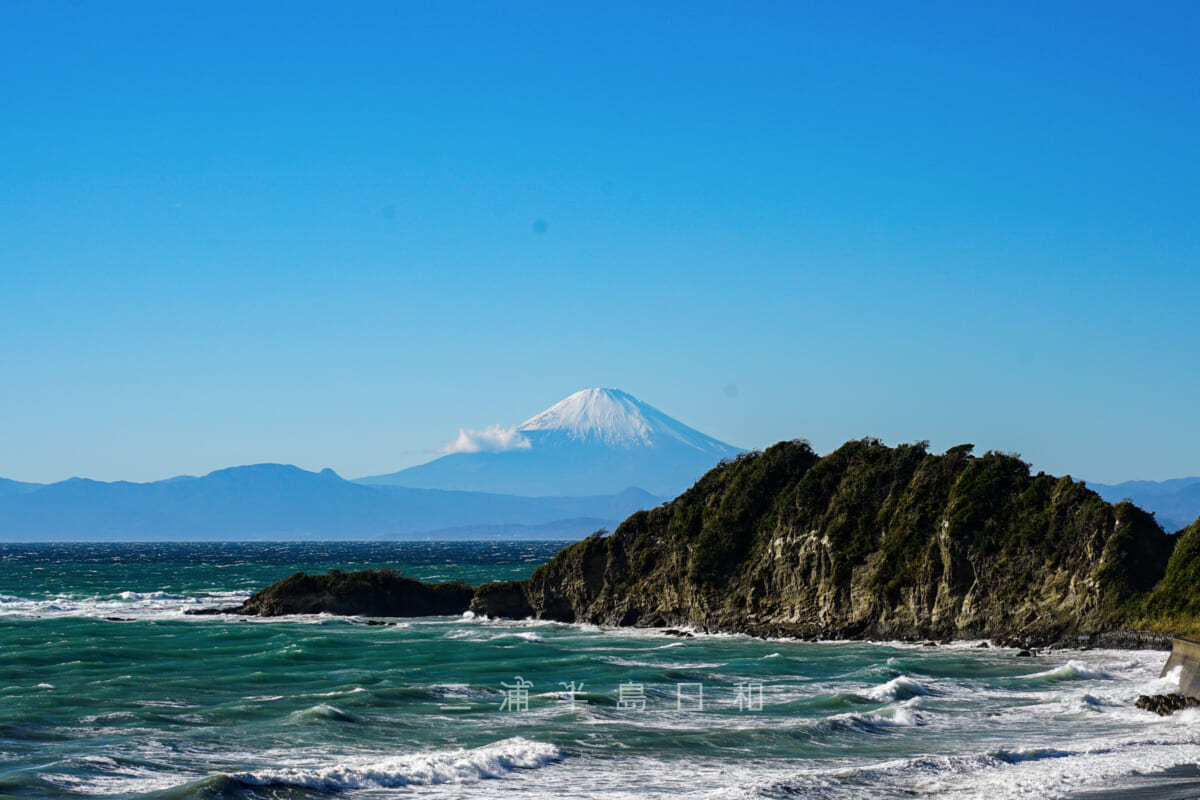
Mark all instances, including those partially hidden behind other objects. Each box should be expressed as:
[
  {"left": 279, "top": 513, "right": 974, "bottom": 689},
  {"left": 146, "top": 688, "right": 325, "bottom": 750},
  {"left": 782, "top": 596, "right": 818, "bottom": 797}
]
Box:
[
  {"left": 0, "top": 464, "right": 660, "bottom": 541},
  {"left": 4, "top": 387, "right": 1194, "bottom": 541},
  {"left": 1087, "top": 477, "right": 1200, "bottom": 532},
  {"left": 0, "top": 389, "right": 736, "bottom": 541}
]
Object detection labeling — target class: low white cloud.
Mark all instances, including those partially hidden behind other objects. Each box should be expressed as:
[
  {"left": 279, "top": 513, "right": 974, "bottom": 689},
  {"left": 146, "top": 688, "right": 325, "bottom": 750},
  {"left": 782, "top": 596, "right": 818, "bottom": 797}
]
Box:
[{"left": 440, "top": 425, "right": 532, "bottom": 454}]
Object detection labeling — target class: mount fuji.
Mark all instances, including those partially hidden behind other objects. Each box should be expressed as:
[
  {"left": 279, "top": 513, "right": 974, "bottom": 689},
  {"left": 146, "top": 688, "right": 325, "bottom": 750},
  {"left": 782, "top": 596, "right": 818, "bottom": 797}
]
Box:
[{"left": 358, "top": 389, "right": 744, "bottom": 497}]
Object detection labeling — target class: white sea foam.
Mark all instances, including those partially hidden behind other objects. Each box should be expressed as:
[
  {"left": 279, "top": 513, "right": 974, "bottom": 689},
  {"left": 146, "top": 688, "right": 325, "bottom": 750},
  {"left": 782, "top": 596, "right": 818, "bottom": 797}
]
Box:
[
  {"left": 308, "top": 686, "right": 368, "bottom": 698},
  {"left": 431, "top": 683, "right": 493, "bottom": 700},
  {"left": 1173, "top": 706, "right": 1200, "bottom": 724},
  {"left": 0, "top": 588, "right": 250, "bottom": 620},
  {"left": 446, "top": 629, "right": 484, "bottom": 640},
  {"left": 119, "top": 590, "right": 186, "bottom": 600},
  {"left": 232, "top": 737, "right": 563, "bottom": 790},
  {"left": 489, "top": 630, "right": 547, "bottom": 643},
  {"left": 602, "top": 656, "right": 729, "bottom": 670},
  {"left": 1143, "top": 664, "right": 1183, "bottom": 695},
  {"left": 40, "top": 761, "right": 191, "bottom": 796}
]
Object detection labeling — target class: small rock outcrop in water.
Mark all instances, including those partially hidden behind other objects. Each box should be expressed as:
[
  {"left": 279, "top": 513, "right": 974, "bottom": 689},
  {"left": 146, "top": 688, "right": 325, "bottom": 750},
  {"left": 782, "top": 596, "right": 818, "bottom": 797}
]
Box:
[
  {"left": 1135, "top": 693, "right": 1200, "bottom": 716},
  {"left": 197, "top": 569, "right": 474, "bottom": 617}
]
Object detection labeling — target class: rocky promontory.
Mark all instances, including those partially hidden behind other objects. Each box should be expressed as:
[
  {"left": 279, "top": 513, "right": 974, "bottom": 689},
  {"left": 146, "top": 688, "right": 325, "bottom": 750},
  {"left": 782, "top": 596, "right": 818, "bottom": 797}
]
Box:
[
  {"left": 217, "top": 439, "right": 1200, "bottom": 650},
  {"left": 470, "top": 439, "right": 1189, "bottom": 645}
]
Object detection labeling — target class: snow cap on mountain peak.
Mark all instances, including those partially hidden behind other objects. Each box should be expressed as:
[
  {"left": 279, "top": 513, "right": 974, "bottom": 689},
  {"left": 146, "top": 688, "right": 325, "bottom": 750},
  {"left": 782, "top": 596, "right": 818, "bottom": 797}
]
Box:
[
  {"left": 519, "top": 388, "right": 651, "bottom": 445},
  {"left": 518, "top": 388, "right": 734, "bottom": 453},
  {"left": 375, "top": 387, "right": 743, "bottom": 495}
]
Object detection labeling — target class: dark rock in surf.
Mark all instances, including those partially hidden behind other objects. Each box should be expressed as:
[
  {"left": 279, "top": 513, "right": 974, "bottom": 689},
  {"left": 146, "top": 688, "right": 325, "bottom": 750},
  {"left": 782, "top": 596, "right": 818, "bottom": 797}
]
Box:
[
  {"left": 189, "top": 569, "right": 474, "bottom": 618},
  {"left": 1135, "top": 693, "right": 1200, "bottom": 716}
]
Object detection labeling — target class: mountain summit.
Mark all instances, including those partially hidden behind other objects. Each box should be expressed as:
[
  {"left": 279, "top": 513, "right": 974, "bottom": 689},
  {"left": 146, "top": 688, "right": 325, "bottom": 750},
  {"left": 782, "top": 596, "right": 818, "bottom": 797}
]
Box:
[
  {"left": 518, "top": 388, "right": 734, "bottom": 453},
  {"left": 359, "top": 389, "right": 743, "bottom": 497}
]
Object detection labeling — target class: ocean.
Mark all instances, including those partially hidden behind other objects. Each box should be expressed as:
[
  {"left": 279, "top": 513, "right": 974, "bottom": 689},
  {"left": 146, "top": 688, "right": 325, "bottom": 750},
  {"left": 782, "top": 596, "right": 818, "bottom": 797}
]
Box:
[{"left": 0, "top": 542, "right": 1195, "bottom": 799}]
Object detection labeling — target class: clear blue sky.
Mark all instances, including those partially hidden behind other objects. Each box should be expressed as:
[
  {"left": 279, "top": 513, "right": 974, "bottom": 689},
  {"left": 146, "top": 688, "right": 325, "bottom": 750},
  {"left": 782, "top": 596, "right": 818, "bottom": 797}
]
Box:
[{"left": 2, "top": 2, "right": 1197, "bottom": 485}]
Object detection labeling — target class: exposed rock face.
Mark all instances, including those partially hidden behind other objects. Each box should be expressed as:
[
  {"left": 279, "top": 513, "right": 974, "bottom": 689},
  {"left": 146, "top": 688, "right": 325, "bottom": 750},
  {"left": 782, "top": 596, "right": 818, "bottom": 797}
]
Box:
[
  {"left": 471, "top": 440, "right": 1178, "bottom": 644},
  {"left": 211, "top": 569, "right": 474, "bottom": 617},
  {"left": 215, "top": 439, "right": 1197, "bottom": 647},
  {"left": 1087, "top": 630, "right": 1175, "bottom": 650}
]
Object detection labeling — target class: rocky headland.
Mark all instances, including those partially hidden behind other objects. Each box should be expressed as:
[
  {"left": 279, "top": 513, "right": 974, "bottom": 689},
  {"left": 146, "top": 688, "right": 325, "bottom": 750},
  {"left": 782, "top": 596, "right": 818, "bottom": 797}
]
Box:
[{"left": 212, "top": 439, "right": 1200, "bottom": 653}]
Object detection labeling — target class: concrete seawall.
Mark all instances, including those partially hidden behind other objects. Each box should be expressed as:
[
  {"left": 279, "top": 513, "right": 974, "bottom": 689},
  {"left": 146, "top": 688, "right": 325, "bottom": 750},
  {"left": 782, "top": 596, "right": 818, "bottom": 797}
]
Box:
[{"left": 1161, "top": 637, "right": 1200, "bottom": 699}]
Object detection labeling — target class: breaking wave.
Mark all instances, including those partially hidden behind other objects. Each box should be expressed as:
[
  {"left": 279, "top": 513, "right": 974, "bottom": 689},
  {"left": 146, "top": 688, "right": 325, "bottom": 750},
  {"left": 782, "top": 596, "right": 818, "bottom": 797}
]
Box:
[
  {"left": 1023, "top": 660, "right": 1110, "bottom": 682},
  {"left": 861, "top": 675, "right": 932, "bottom": 702},
  {"left": 230, "top": 737, "right": 564, "bottom": 791},
  {"left": 119, "top": 590, "right": 187, "bottom": 600}
]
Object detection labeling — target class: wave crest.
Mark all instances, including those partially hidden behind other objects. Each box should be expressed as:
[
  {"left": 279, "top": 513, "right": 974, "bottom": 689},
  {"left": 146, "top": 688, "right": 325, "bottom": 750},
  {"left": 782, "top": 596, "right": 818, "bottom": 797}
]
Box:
[
  {"left": 862, "top": 675, "right": 931, "bottom": 702},
  {"left": 1025, "top": 660, "right": 1109, "bottom": 682},
  {"left": 232, "top": 737, "right": 563, "bottom": 790},
  {"left": 288, "top": 704, "right": 358, "bottom": 723}
]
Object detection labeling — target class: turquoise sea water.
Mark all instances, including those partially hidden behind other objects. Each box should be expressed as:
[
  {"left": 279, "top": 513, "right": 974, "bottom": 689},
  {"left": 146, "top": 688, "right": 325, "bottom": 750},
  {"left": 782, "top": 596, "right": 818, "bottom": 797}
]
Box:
[{"left": 0, "top": 542, "right": 1196, "bottom": 799}]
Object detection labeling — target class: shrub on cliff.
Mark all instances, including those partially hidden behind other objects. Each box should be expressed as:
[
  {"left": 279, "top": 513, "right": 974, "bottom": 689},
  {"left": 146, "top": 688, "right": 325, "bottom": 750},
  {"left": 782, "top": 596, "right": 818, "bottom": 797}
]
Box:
[{"left": 1134, "top": 517, "right": 1200, "bottom": 635}]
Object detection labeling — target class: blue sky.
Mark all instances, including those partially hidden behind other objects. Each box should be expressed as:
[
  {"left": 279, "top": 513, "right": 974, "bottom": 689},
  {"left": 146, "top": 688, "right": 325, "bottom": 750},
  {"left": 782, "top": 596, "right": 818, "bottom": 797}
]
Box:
[{"left": 2, "top": 2, "right": 1198, "bottom": 484}]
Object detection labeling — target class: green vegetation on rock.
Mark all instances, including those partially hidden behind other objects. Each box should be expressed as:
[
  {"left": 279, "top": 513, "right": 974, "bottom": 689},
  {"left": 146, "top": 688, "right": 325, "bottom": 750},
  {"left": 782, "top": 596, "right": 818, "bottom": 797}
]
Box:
[
  {"left": 472, "top": 438, "right": 1188, "bottom": 643},
  {"left": 1126, "top": 518, "right": 1200, "bottom": 637},
  {"left": 225, "top": 438, "right": 1198, "bottom": 644}
]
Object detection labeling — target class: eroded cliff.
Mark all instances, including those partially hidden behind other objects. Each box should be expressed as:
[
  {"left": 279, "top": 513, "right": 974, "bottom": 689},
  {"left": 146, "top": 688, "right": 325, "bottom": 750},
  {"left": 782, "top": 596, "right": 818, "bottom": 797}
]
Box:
[{"left": 472, "top": 439, "right": 1178, "bottom": 643}]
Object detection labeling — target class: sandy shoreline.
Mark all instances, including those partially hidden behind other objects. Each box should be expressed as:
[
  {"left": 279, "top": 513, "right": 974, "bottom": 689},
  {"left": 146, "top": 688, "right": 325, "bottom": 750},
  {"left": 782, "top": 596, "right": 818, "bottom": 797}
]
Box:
[{"left": 1069, "top": 764, "right": 1200, "bottom": 800}]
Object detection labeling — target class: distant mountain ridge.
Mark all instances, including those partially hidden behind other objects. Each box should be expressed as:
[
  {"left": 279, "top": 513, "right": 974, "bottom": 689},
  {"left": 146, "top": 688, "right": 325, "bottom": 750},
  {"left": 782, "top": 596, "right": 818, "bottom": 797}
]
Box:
[
  {"left": 0, "top": 388, "right": 732, "bottom": 541},
  {"left": 0, "top": 464, "right": 659, "bottom": 541},
  {"left": 0, "top": 477, "right": 43, "bottom": 498},
  {"left": 1088, "top": 477, "right": 1200, "bottom": 532},
  {"left": 359, "top": 388, "right": 743, "bottom": 497}
]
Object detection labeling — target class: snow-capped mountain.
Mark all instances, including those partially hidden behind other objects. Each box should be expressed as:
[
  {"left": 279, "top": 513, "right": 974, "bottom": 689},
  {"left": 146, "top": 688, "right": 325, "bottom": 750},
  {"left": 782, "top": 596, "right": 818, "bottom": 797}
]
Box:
[
  {"left": 359, "top": 389, "right": 744, "bottom": 497},
  {"left": 518, "top": 388, "right": 734, "bottom": 453}
]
